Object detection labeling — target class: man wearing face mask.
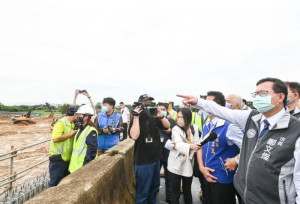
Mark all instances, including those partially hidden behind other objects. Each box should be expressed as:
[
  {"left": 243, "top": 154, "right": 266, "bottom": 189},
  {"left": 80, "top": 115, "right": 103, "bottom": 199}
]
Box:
[
  {"left": 157, "top": 102, "right": 176, "bottom": 204},
  {"left": 69, "top": 105, "right": 98, "bottom": 173},
  {"left": 95, "top": 97, "right": 123, "bottom": 155},
  {"left": 196, "top": 91, "right": 243, "bottom": 204},
  {"left": 49, "top": 106, "right": 78, "bottom": 187},
  {"left": 224, "top": 94, "right": 244, "bottom": 204},
  {"left": 285, "top": 81, "right": 300, "bottom": 119},
  {"left": 178, "top": 77, "right": 300, "bottom": 204},
  {"left": 129, "top": 94, "right": 170, "bottom": 204}
]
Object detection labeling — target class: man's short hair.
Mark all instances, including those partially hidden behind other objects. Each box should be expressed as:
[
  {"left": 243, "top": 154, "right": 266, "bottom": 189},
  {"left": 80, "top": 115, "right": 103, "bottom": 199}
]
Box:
[
  {"left": 103, "top": 97, "right": 116, "bottom": 108},
  {"left": 256, "top": 77, "right": 287, "bottom": 106},
  {"left": 207, "top": 91, "right": 226, "bottom": 106},
  {"left": 285, "top": 81, "right": 300, "bottom": 96},
  {"left": 169, "top": 101, "right": 174, "bottom": 107},
  {"left": 157, "top": 102, "right": 168, "bottom": 109},
  {"left": 119, "top": 102, "right": 124, "bottom": 105},
  {"left": 242, "top": 99, "right": 247, "bottom": 104}
]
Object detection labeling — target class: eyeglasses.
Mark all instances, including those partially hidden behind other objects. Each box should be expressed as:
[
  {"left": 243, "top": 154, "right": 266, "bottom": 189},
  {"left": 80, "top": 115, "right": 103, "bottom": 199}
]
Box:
[{"left": 251, "top": 90, "right": 269, "bottom": 98}]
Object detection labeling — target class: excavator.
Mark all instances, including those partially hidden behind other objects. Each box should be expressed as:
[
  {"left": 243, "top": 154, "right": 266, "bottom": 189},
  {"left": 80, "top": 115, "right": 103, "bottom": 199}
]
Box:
[{"left": 11, "top": 103, "right": 54, "bottom": 125}]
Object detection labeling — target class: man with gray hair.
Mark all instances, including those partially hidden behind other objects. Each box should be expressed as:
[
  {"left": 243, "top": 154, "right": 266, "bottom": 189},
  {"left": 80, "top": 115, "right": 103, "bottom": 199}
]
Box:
[{"left": 225, "top": 94, "right": 242, "bottom": 110}]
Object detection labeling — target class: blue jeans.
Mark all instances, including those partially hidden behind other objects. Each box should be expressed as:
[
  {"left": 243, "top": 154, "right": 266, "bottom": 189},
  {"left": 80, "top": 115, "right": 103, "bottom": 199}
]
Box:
[
  {"left": 134, "top": 160, "right": 160, "bottom": 204},
  {"left": 49, "top": 160, "right": 69, "bottom": 187}
]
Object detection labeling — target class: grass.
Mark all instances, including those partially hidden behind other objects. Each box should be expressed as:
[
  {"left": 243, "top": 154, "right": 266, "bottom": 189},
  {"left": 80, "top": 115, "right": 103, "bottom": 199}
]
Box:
[{"left": 32, "top": 110, "right": 61, "bottom": 115}]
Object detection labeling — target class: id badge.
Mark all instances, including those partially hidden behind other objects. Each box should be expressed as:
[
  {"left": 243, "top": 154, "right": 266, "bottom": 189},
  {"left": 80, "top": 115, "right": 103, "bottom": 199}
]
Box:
[
  {"left": 160, "top": 137, "right": 164, "bottom": 143},
  {"left": 145, "top": 137, "right": 153, "bottom": 143}
]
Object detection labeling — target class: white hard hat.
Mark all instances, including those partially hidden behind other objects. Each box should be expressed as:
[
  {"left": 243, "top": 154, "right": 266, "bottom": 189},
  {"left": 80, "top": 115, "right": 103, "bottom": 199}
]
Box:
[{"left": 76, "top": 105, "right": 94, "bottom": 116}]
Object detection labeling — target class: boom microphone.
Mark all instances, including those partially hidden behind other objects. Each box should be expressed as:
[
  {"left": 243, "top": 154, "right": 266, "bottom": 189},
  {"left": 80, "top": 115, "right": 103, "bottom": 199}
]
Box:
[{"left": 199, "top": 132, "right": 218, "bottom": 147}]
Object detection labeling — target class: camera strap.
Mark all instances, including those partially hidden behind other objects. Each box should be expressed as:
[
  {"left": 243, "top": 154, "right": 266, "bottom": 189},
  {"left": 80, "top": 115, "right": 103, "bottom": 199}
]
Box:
[{"left": 110, "top": 112, "right": 117, "bottom": 127}]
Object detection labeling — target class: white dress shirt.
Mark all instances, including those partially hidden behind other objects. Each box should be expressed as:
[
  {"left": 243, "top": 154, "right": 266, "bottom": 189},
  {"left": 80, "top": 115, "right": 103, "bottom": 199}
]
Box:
[{"left": 196, "top": 97, "right": 300, "bottom": 203}]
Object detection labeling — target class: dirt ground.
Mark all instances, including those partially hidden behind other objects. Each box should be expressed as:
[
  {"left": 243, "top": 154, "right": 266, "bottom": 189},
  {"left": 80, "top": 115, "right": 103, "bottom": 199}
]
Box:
[{"left": 0, "top": 115, "right": 55, "bottom": 192}]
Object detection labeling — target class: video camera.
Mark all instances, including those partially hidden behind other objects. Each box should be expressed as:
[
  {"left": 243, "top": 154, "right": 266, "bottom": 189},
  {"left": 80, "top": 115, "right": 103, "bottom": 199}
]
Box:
[{"left": 132, "top": 102, "right": 158, "bottom": 117}]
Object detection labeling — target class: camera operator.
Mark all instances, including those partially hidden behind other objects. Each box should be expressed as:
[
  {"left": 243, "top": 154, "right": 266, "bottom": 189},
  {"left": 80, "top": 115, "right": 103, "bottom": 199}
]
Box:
[{"left": 129, "top": 94, "right": 170, "bottom": 204}]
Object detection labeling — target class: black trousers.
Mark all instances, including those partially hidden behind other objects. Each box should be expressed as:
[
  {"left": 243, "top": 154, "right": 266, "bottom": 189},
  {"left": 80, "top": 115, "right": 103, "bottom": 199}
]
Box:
[
  {"left": 204, "top": 180, "right": 236, "bottom": 204},
  {"left": 160, "top": 161, "right": 171, "bottom": 202},
  {"left": 198, "top": 173, "right": 208, "bottom": 204},
  {"left": 49, "top": 160, "right": 69, "bottom": 187},
  {"left": 169, "top": 172, "right": 193, "bottom": 204},
  {"left": 122, "top": 123, "right": 128, "bottom": 139}
]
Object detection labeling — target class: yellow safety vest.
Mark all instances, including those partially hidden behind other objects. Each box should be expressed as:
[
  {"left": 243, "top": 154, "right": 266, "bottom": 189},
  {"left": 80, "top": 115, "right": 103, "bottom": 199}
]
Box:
[
  {"left": 169, "top": 109, "right": 177, "bottom": 121},
  {"left": 49, "top": 117, "right": 74, "bottom": 162},
  {"left": 69, "top": 126, "right": 98, "bottom": 173},
  {"left": 191, "top": 112, "right": 209, "bottom": 132}
]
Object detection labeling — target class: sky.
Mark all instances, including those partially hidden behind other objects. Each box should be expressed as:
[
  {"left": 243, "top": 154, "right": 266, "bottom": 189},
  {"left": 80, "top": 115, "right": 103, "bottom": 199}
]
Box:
[{"left": 0, "top": 1, "right": 300, "bottom": 106}]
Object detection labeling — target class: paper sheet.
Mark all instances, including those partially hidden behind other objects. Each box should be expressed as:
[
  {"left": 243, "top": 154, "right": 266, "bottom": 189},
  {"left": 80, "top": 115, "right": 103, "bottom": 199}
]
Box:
[{"left": 164, "top": 139, "right": 180, "bottom": 158}]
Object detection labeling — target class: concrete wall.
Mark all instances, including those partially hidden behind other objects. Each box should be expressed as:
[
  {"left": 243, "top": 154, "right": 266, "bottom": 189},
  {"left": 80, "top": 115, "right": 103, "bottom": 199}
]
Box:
[{"left": 26, "top": 139, "right": 136, "bottom": 204}]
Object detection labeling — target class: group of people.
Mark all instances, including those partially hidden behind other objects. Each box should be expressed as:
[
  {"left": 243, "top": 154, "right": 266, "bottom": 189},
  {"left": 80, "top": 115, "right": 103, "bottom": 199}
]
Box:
[
  {"left": 48, "top": 91, "right": 130, "bottom": 187},
  {"left": 48, "top": 77, "right": 300, "bottom": 204},
  {"left": 129, "top": 78, "right": 300, "bottom": 204}
]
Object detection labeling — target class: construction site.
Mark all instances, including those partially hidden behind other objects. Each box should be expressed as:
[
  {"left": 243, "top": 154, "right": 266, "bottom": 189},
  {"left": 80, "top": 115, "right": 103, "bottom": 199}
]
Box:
[{"left": 0, "top": 111, "right": 54, "bottom": 203}]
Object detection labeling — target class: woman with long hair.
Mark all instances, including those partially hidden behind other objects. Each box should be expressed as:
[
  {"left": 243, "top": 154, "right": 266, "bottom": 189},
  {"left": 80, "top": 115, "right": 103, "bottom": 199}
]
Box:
[{"left": 167, "top": 108, "right": 200, "bottom": 204}]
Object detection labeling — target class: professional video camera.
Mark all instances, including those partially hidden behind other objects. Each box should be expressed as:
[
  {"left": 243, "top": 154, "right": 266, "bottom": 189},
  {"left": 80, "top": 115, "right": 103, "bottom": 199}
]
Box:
[{"left": 132, "top": 102, "right": 158, "bottom": 117}]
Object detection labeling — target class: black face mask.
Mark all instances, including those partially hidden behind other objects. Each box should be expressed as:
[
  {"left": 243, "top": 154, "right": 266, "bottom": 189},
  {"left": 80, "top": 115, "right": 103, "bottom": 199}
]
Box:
[{"left": 75, "top": 117, "right": 84, "bottom": 129}]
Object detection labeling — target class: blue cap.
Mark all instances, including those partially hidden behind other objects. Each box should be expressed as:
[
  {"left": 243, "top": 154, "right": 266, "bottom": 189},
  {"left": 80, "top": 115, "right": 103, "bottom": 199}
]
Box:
[{"left": 66, "top": 106, "right": 78, "bottom": 116}]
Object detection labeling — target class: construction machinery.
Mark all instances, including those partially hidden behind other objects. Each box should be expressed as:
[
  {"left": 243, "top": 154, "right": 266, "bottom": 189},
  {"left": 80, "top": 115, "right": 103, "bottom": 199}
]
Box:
[
  {"left": 11, "top": 103, "right": 54, "bottom": 125},
  {"left": 45, "top": 102, "right": 54, "bottom": 118}
]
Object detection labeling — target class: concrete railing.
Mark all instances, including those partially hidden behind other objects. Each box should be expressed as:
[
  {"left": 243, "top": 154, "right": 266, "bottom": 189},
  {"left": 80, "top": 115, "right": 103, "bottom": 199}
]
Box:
[{"left": 26, "top": 139, "right": 136, "bottom": 204}]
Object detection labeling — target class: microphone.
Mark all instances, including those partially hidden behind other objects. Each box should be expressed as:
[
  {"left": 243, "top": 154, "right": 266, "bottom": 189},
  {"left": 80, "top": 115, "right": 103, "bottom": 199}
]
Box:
[{"left": 199, "top": 132, "right": 218, "bottom": 147}]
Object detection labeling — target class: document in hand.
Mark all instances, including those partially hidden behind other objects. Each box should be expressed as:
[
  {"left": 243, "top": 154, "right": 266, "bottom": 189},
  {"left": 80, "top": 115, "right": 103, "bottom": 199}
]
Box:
[{"left": 164, "top": 139, "right": 180, "bottom": 158}]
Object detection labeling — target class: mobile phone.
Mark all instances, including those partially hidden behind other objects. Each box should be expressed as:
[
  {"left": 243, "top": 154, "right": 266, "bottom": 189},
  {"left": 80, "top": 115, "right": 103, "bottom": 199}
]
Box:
[{"left": 77, "top": 89, "right": 87, "bottom": 94}]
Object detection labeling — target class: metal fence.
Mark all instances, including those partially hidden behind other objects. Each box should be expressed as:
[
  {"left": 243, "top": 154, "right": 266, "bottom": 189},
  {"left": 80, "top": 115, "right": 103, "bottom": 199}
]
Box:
[{"left": 0, "top": 140, "right": 50, "bottom": 204}]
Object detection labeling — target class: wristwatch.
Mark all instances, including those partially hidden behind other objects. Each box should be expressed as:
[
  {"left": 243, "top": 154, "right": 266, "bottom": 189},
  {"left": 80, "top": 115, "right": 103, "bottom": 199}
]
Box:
[
  {"left": 159, "top": 115, "right": 164, "bottom": 119},
  {"left": 234, "top": 157, "right": 239, "bottom": 164}
]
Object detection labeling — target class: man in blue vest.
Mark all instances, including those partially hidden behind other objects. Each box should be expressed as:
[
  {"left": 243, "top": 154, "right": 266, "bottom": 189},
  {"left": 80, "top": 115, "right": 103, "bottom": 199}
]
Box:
[
  {"left": 95, "top": 97, "right": 123, "bottom": 154},
  {"left": 178, "top": 77, "right": 300, "bottom": 204},
  {"left": 197, "top": 91, "right": 243, "bottom": 204}
]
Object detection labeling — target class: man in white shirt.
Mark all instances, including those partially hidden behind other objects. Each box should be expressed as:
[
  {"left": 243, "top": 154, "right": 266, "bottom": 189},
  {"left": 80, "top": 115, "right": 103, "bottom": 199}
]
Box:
[
  {"left": 197, "top": 91, "right": 243, "bottom": 204},
  {"left": 178, "top": 77, "right": 300, "bottom": 204},
  {"left": 119, "top": 102, "right": 130, "bottom": 141}
]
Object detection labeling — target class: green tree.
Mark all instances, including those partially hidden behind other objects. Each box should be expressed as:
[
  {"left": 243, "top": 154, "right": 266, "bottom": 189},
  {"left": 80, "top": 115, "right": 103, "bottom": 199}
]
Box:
[{"left": 58, "top": 104, "right": 71, "bottom": 114}]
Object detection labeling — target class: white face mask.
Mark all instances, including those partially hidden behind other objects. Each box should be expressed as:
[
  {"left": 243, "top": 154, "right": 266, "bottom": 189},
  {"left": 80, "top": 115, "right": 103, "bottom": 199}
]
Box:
[{"left": 177, "top": 118, "right": 185, "bottom": 127}]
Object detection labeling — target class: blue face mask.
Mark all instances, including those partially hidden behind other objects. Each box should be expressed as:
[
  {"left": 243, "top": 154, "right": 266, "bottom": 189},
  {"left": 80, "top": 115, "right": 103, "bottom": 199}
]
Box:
[
  {"left": 225, "top": 103, "right": 232, "bottom": 109},
  {"left": 102, "top": 105, "right": 109, "bottom": 113},
  {"left": 161, "top": 111, "right": 167, "bottom": 117},
  {"left": 253, "top": 95, "right": 275, "bottom": 113}
]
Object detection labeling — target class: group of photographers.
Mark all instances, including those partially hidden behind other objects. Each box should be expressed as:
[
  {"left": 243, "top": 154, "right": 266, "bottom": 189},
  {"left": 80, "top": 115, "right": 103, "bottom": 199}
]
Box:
[
  {"left": 49, "top": 91, "right": 201, "bottom": 203},
  {"left": 129, "top": 94, "right": 204, "bottom": 204}
]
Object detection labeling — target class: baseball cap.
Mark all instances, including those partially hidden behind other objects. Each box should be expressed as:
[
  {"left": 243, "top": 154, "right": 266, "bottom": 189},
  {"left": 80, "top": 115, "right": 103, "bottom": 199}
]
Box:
[
  {"left": 138, "top": 94, "right": 155, "bottom": 102},
  {"left": 66, "top": 106, "right": 78, "bottom": 116}
]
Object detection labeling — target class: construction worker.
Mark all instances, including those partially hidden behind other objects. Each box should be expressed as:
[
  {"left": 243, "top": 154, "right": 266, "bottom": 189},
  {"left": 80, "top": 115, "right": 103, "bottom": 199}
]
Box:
[
  {"left": 69, "top": 105, "right": 98, "bottom": 173},
  {"left": 167, "top": 101, "right": 177, "bottom": 121},
  {"left": 49, "top": 106, "right": 78, "bottom": 187}
]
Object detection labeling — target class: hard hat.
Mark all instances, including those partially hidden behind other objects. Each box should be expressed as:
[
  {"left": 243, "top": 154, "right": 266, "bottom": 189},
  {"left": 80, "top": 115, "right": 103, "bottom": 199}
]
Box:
[{"left": 76, "top": 105, "right": 94, "bottom": 116}]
